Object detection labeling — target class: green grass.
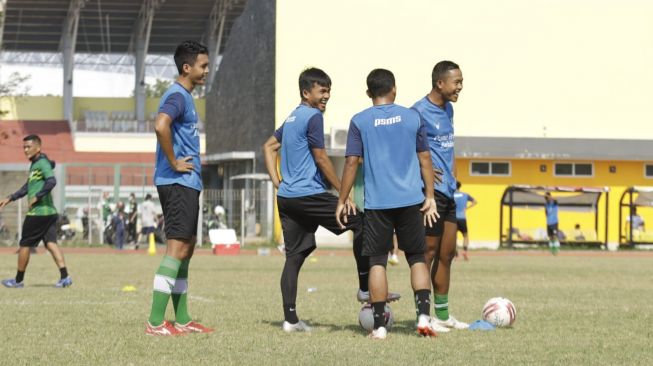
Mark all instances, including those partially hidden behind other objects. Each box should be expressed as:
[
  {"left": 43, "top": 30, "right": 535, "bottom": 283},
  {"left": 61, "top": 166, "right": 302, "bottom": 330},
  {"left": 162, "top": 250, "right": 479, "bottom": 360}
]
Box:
[{"left": 1, "top": 251, "right": 651, "bottom": 365}]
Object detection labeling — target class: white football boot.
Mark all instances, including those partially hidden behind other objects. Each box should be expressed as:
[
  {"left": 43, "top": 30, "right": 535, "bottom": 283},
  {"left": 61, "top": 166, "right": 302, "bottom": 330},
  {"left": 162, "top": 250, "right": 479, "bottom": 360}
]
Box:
[{"left": 282, "top": 320, "right": 312, "bottom": 333}]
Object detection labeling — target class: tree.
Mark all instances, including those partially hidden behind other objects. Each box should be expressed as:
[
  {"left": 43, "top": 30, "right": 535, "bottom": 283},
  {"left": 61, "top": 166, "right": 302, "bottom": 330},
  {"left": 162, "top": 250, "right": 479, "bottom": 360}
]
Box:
[{"left": 0, "top": 72, "right": 32, "bottom": 116}]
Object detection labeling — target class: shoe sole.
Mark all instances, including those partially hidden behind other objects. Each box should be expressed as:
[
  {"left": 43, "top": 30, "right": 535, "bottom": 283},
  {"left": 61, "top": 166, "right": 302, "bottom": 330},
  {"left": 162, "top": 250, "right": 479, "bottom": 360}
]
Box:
[
  {"left": 417, "top": 326, "right": 438, "bottom": 337},
  {"left": 358, "top": 295, "right": 402, "bottom": 304},
  {"left": 175, "top": 327, "right": 215, "bottom": 334}
]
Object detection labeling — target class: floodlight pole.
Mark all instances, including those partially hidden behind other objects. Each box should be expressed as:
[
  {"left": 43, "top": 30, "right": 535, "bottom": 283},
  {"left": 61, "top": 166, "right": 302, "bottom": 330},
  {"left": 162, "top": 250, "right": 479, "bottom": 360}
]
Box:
[
  {"left": 61, "top": 0, "right": 86, "bottom": 128},
  {"left": 134, "top": 0, "right": 160, "bottom": 126}
]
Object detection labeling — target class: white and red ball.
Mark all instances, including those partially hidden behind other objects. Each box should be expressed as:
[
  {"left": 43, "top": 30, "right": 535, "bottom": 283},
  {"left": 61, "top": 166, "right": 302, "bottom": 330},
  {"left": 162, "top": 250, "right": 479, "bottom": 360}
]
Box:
[
  {"left": 482, "top": 297, "right": 516, "bottom": 327},
  {"left": 358, "top": 304, "right": 394, "bottom": 332}
]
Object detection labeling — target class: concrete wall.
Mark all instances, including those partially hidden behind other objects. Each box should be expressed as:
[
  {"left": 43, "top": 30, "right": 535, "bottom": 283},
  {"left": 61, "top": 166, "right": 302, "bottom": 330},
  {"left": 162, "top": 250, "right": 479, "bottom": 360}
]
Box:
[{"left": 205, "top": 0, "right": 275, "bottom": 172}]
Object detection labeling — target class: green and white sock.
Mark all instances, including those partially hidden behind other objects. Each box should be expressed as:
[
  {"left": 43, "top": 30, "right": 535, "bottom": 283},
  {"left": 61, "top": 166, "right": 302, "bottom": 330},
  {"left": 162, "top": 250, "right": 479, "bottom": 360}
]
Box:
[
  {"left": 172, "top": 259, "right": 191, "bottom": 325},
  {"left": 148, "top": 256, "right": 181, "bottom": 326},
  {"left": 434, "top": 294, "right": 449, "bottom": 321}
]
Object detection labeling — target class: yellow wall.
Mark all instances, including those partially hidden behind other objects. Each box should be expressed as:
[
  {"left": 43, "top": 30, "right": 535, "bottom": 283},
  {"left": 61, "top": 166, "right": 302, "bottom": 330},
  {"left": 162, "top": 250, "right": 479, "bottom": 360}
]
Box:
[
  {"left": 1, "top": 96, "right": 63, "bottom": 120},
  {"left": 1, "top": 96, "right": 206, "bottom": 121},
  {"left": 456, "top": 159, "right": 653, "bottom": 245},
  {"left": 276, "top": 0, "right": 653, "bottom": 139}
]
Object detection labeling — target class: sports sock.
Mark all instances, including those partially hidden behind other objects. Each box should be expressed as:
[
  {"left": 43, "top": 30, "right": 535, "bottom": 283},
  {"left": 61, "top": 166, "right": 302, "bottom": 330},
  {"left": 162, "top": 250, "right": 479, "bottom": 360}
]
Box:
[
  {"left": 172, "top": 259, "right": 191, "bottom": 325},
  {"left": 280, "top": 251, "right": 308, "bottom": 323},
  {"left": 372, "top": 301, "right": 386, "bottom": 329},
  {"left": 283, "top": 303, "right": 299, "bottom": 324},
  {"left": 148, "top": 256, "right": 181, "bottom": 326},
  {"left": 15, "top": 270, "right": 25, "bottom": 283},
  {"left": 353, "top": 235, "right": 369, "bottom": 292},
  {"left": 414, "top": 289, "right": 431, "bottom": 317},
  {"left": 434, "top": 293, "right": 449, "bottom": 321},
  {"left": 59, "top": 267, "right": 68, "bottom": 280}
]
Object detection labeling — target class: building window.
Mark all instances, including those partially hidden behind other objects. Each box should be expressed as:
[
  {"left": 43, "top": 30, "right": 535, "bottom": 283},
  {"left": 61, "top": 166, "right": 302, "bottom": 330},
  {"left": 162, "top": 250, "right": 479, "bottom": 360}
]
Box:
[
  {"left": 645, "top": 164, "right": 653, "bottom": 178},
  {"left": 554, "top": 162, "right": 593, "bottom": 177},
  {"left": 470, "top": 161, "right": 511, "bottom": 176}
]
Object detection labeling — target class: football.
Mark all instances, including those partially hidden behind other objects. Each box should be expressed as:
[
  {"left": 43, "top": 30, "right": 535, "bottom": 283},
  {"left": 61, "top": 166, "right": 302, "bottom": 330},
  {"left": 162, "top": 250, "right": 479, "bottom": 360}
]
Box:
[
  {"left": 482, "top": 297, "right": 516, "bottom": 327},
  {"left": 358, "top": 303, "right": 394, "bottom": 332}
]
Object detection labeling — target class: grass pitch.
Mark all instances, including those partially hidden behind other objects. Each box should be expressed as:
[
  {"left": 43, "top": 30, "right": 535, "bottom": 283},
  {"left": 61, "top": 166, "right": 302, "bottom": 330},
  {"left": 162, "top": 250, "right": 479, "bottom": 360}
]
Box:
[{"left": 1, "top": 250, "right": 651, "bottom": 365}]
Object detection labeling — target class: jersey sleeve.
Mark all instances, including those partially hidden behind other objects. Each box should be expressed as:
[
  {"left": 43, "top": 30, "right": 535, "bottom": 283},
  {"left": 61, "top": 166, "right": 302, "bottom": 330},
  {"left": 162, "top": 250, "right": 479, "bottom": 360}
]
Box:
[
  {"left": 306, "top": 113, "right": 325, "bottom": 149},
  {"left": 345, "top": 121, "right": 363, "bottom": 157},
  {"left": 416, "top": 119, "right": 429, "bottom": 152},
  {"left": 40, "top": 158, "right": 55, "bottom": 179},
  {"left": 158, "top": 92, "right": 185, "bottom": 121},
  {"left": 273, "top": 124, "right": 284, "bottom": 142}
]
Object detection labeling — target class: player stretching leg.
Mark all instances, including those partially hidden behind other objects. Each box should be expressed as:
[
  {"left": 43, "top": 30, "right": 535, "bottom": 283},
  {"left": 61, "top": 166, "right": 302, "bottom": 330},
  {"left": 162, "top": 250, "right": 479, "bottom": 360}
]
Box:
[
  {"left": 1, "top": 135, "right": 72, "bottom": 289},
  {"left": 145, "top": 41, "right": 213, "bottom": 336},
  {"left": 337, "top": 69, "right": 440, "bottom": 339}
]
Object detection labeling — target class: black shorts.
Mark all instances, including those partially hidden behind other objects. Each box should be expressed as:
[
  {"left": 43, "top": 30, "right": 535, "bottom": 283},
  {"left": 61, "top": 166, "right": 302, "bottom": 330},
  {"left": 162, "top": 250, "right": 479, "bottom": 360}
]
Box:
[
  {"left": 157, "top": 184, "right": 200, "bottom": 241},
  {"left": 277, "top": 192, "right": 361, "bottom": 257},
  {"left": 362, "top": 204, "right": 425, "bottom": 257},
  {"left": 141, "top": 226, "right": 156, "bottom": 235},
  {"left": 457, "top": 219, "right": 468, "bottom": 234},
  {"left": 547, "top": 224, "right": 558, "bottom": 238},
  {"left": 20, "top": 214, "right": 58, "bottom": 247},
  {"left": 425, "top": 190, "right": 457, "bottom": 237}
]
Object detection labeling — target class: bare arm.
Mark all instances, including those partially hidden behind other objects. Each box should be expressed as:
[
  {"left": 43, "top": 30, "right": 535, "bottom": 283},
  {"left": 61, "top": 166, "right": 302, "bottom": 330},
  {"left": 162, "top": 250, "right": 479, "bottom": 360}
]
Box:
[
  {"left": 154, "top": 113, "right": 193, "bottom": 173},
  {"left": 312, "top": 148, "right": 341, "bottom": 192},
  {"left": 336, "top": 156, "right": 360, "bottom": 228},
  {"left": 419, "top": 151, "right": 435, "bottom": 200},
  {"left": 468, "top": 198, "right": 477, "bottom": 209},
  {"left": 418, "top": 150, "right": 439, "bottom": 227},
  {"left": 263, "top": 136, "right": 282, "bottom": 188}
]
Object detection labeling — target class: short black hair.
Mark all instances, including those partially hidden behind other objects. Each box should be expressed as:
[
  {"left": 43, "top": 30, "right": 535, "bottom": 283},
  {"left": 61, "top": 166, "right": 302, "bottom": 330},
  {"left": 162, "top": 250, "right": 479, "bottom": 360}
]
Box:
[
  {"left": 174, "top": 40, "right": 209, "bottom": 75},
  {"left": 145, "top": 194, "right": 152, "bottom": 200},
  {"left": 456, "top": 181, "right": 462, "bottom": 189},
  {"left": 366, "top": 69, "right": 395, "bottom": 98},
  {"left": 431, "top": 60, "right": 460, "bottom": 88},
  {"left": 298, "top": 68, "right": 331, "bottom": 99},
  {"left": 23, "top": 134, "right": 41, "bottom": 145}
]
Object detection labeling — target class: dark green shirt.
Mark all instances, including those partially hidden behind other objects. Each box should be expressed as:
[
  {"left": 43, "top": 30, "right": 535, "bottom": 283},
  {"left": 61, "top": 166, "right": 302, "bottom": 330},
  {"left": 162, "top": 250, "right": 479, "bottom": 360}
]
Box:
[{"left": 27, "top": 157, "right": 57, "bottom": 216}]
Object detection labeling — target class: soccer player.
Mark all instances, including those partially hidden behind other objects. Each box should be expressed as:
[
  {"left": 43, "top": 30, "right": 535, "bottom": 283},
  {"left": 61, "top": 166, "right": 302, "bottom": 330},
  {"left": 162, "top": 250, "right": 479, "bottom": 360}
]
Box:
[
  {"left": 0, "top": 135, "right": 72, "bottom": 288},
  {"left": 137, "top": 193, "right": 157, "bottom": 249},
  {"left": 336, "top": 68, "right": 440, "bottom": 339},
  {"left": 145, "top": 40, "right": 213, "bottom": 336},
  {"left": 412, "top": 61, "right": 469, "bottom": 332},
  {"left": 453, "top": 181, "right": 477, "bottom": 260},
  {"left": 544, "top": 192, "right": 560, "bottom": 255},
  {"left": 263, "top": 68, "right": 397, "bottom": 333}
]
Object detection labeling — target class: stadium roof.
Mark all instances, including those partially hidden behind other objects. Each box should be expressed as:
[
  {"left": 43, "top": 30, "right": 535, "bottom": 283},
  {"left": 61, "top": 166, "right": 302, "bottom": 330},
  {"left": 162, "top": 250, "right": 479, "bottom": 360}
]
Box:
[
  {"left": 2, "top": 0, "right": 245, "bottom": 54},
  {"left": 456, "top": 136, "right": 653, "bottom": 161}
]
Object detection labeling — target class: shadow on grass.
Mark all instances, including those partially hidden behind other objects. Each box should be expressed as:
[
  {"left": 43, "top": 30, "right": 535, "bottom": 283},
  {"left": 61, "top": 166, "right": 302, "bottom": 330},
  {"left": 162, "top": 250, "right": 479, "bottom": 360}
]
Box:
[{"left": 260, "top": 318, "right": 420, "bottom": 336}]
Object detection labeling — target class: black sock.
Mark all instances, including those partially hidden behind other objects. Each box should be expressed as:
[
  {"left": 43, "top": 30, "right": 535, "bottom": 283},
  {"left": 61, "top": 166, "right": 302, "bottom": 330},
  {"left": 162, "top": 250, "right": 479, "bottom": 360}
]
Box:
[
  {"left": 280, "top": 250, "right": 309, "bottom": 323},
  {"left": 353, "top": 235, "right": 369, "bottom": 292},
  {"left": 372, "top": 302, "right": 387, "bottom": 329},
  {"left": 59, "top": 267, "right": 68, "bottom": 280},
  {"left": 414, "top": 289, "right": 431, "bottom": 317},
  {"left": 16, "top": 271, "right": 25, "bottom": 283},
  {"left": 283, "top": 303, "right": 299, "bottom": 324}
]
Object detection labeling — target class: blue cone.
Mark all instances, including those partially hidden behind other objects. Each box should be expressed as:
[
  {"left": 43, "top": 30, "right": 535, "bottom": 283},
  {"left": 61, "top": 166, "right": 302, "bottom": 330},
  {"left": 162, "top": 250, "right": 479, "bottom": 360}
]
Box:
[{"left": 468, "top": 320, "right": 496, "bottom": 331}]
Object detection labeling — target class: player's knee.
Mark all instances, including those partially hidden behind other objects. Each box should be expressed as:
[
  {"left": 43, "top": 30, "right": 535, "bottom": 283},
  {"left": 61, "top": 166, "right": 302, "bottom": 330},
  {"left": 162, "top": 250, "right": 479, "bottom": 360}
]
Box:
[
  {"left": 405, "top": 252, "right": 425, "bottom": 267},
  {"left": 441, "top": 249, "right": 456, "bottom": 264},
  {"left": 368, "top": 254, "right": 388, "bottom": 268}
]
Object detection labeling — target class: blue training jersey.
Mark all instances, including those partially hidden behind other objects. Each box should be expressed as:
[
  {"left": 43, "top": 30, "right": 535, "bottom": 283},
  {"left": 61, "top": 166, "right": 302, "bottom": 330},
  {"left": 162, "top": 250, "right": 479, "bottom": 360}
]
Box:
[
  {"left": 346, "top": 103, "right": 429, "bottom": 210},
  {"left": 275, "top": 104, "right": 327, "bottom": 198},
  {"left": 154, "top": 82, "right": 202, "bottom": 191},
  {"left": 412, "top": 96, "right": 456, "bottom": 198},
  {"left": 545, "top": 200, "right": 558, "bottom": 225},
  {"left": 454, "top": 191, "right": 473, "bottom": 220}
]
